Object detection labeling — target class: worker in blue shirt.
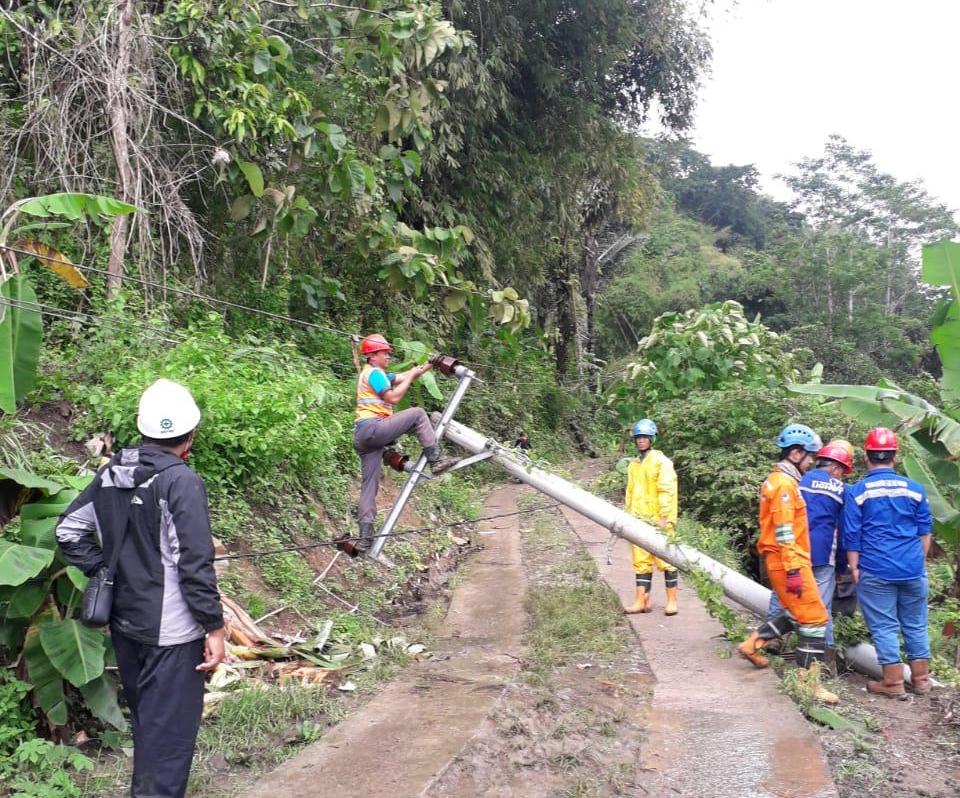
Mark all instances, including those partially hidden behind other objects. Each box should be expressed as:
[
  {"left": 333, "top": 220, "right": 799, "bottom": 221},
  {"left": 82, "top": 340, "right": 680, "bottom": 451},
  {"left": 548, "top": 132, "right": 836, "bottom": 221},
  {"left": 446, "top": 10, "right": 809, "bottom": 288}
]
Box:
[
  {"left": 764, "top": 439, "right": 853, "bottom": 651},
  {"left": 843, "top": 428, "right": 933, "bottom": 698}
]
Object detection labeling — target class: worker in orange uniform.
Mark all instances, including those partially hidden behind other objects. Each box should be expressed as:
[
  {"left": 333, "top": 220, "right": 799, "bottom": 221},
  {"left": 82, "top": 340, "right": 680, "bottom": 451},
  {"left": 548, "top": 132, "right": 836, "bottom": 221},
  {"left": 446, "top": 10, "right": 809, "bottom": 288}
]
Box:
[
  {"left": 353, "top": 334, "right": 456, "bottom": 554},
  {"left": 623, "top": 419, "right": 680, "bottom": 616},
  {"left": 738, "top": 423, "right": 838, "bottom": 703}
]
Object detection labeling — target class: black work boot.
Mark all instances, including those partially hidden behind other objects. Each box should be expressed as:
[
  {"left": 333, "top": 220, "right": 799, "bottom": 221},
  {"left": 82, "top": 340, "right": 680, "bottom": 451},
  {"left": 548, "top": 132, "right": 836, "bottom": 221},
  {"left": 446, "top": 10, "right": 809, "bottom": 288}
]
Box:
[
  {"left": 423, "top": 445, "right": 458, "bottom": 475},
  {"left": 356, "top": 522, "right": 374, "bottom": 552}
]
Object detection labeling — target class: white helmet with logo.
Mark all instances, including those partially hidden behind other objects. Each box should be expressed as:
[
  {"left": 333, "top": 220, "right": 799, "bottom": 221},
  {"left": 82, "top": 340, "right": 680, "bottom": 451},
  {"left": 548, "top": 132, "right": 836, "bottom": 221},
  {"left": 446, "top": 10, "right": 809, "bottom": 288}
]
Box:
[{"left": 137, "top": 379, "right": 201, "bottom": 439}]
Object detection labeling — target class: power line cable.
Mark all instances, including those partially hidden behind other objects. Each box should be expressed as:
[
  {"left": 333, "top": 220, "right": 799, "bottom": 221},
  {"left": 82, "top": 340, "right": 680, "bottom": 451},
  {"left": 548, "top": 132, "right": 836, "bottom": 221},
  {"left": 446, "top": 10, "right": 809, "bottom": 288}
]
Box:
[
  {"left": 0, "top": 296, "right": 189, "bottom": 346},
  {"left": 2, "top": 247, "right": 631, "bottom": 419},
  {"left": 1, "top": 243, "right": 357, "bottom": 340},
  {"left": 213, "top": 486, "right": 625, "bottom": 562}
]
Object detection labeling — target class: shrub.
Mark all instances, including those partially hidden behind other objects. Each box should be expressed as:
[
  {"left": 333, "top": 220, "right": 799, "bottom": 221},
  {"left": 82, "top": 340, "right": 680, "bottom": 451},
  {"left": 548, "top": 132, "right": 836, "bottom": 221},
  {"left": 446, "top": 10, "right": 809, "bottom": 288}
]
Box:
[
  {"left": 652, "top": 386, "right": 867, "bottom": 569},
  {"left": 64, "top": 316, "right": 354, "bottom": 495},
  {"left": 610, "top": 301, "right": 796, "bottom": 421}
]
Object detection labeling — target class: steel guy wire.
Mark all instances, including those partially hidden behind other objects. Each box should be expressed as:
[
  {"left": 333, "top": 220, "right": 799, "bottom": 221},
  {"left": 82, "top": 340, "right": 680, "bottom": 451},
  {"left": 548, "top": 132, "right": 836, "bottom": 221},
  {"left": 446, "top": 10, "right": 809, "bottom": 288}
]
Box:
[
  {"left": 0, "top": 294, "right": 361, "bottom": 377},
  {"left": 2, "top": 244, "right": 563, "bottom": 365},
  {"left": 4, "top": 293, "right": 612, "bottom": 419}
]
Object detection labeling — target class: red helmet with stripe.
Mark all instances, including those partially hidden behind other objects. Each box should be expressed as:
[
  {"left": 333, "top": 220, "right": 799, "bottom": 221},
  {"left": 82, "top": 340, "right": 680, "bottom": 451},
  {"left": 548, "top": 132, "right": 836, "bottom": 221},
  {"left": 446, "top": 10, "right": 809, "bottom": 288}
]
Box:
[
  {"left": 864, "top": 427, "right": 898, "bottom": 452},
  {"left": 360, "top": 334, "right": 393, "bottom": 356},
  {"left": 817, "top": 442, "right": 853, "bottom": 475}
]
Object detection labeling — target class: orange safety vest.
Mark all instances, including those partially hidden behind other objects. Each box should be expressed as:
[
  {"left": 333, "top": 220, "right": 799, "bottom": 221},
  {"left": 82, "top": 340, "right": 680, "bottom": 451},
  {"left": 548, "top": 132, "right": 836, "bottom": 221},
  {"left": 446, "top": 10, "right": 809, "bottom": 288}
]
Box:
[
  {"left": 758, "top": 464, "right": 811, "bottom": 573},
  {"left": 355, "top": 364, "right": 394, "bottom": 423}
]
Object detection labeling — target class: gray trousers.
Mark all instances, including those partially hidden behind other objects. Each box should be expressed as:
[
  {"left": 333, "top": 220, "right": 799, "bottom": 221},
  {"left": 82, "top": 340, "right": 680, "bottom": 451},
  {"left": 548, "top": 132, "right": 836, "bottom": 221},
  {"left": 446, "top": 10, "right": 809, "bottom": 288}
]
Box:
[{"left": 353, "top": 408, "right": 437, "bottom": 525}]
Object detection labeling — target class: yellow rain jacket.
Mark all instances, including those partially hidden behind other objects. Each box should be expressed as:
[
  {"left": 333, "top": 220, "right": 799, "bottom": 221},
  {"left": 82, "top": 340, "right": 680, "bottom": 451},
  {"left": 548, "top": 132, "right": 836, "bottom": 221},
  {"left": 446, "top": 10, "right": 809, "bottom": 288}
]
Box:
[{"left": 625, "top": 450, "right": 678, "bottom": 574}]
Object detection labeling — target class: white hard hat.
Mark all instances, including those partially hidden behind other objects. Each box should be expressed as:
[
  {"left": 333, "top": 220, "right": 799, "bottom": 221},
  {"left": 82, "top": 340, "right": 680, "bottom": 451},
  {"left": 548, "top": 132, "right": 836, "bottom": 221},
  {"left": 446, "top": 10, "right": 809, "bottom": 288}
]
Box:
[{"left": 137, "top": 379, "right": 201, "bottom": 439}]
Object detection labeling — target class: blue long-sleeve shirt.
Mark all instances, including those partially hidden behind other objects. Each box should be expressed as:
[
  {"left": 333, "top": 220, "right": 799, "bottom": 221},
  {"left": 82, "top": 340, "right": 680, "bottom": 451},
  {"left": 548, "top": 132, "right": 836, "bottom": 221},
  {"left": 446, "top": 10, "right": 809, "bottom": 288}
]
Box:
[
  {"left": 798, "top": 468, "right": 844, "bottom": 567},
  {"left": 842, "top": 468, "right": 932, "bottom": 581}
]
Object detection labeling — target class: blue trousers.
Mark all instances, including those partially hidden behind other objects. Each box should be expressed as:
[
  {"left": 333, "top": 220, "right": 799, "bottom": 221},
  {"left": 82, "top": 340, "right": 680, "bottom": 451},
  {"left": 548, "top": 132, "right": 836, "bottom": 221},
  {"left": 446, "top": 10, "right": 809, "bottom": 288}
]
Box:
[
  {"left": 856, "top": 571, "right": 931, "bottom": 665},
  {"left": 766, "top": 564, "right": 836, "bottom": 646}
]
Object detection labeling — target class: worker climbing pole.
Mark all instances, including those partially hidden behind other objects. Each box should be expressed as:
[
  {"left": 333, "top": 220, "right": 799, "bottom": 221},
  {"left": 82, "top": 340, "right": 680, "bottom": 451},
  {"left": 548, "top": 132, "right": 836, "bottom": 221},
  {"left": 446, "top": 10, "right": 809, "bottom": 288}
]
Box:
[{"left": 349, "top": 334, "right": 458, "bottom": 559}]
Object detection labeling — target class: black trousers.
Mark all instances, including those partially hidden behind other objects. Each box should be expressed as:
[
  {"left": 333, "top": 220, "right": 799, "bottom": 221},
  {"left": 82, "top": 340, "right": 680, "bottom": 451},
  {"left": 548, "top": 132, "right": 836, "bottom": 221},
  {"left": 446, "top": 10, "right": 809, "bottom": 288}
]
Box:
[{"left": 112, "top": 631, "right": 206, "bottom": 798}]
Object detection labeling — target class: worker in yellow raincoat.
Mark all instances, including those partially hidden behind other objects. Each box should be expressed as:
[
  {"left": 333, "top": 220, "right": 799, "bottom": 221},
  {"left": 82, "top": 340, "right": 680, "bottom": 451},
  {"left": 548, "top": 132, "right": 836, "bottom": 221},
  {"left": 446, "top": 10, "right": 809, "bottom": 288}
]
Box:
[{"left": 623, "top": 418, "right": 679, "bottom": 616}]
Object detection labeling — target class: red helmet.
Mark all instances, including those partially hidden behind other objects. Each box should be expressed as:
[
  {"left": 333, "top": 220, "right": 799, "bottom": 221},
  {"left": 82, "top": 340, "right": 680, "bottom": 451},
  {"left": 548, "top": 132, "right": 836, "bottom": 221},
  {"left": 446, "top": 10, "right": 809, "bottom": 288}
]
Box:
[
  {"left": 817, "top": 442, "right": 853, "bottom": 475},
  {"left": 864, "top": 427, "right": 898, "bottom": 452},
  {"left": 360, "top": 334, "right": 393, "bottom": 356}
]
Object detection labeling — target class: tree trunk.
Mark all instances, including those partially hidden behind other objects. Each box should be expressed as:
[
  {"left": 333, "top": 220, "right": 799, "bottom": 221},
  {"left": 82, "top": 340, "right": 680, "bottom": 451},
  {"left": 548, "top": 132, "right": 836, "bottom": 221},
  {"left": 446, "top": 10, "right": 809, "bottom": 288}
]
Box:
[
  {"left": 553, "top": 252, "right": 574, "bottom": 379},
  {"left": 106, "top": 0, "right": 135, "bottom": 296},
  {"left": 581, "top": 234, "right": 599, "bottom": 389}
]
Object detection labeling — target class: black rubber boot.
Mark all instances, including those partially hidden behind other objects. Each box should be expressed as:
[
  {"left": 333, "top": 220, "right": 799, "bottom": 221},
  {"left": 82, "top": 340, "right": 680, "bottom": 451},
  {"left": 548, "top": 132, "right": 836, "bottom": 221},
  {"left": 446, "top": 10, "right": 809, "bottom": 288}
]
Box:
[{"left": 356, "top": 522, "right": 374, "bottom": 552}]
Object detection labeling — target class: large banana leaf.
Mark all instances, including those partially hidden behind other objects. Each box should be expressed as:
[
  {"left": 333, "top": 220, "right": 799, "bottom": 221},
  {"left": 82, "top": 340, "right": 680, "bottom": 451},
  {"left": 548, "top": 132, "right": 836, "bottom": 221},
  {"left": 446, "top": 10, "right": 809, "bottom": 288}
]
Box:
[
  {"left": 0, "top": 468, "right": 66, "bottom": 495},
  {"left": 0, "top": 540, "right": 55, "bottom": 586},
  {"left": 1, "top": 580, "right": 48, "bottom": 619},
  {"left": 39, "top": 617, "right": 105, "bottom": 687},
  {"left": 78, "top": 671, "right": 127, "bottom": 731},
  {"left": 931, "top": 300, "right": 960, "bottom": 409},
  {"left": 0, "top": 274, "right": 42, "bottom": 414},
  {"left": 902, "top": 453, "right": 960, "bottom": 549},
  {"left": 790, "top": 382, "right": 960, "bottom": 457},
  {"left": 20, "top": 488, "right": 79, "bottom": 550},
  {"left": 923, "top": 240, "right": 960, "bottom": 407},
  {"left": 15, "top": 193, "right": 136, "bottom": 222},
  {"left": 24, "top": 616, "right": 67, "bottom": 726}
]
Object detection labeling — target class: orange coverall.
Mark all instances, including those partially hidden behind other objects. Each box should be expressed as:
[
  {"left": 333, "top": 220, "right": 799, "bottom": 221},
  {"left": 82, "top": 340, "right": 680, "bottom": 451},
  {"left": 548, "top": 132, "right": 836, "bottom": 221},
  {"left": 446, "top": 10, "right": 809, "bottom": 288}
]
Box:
[{"left": 758, "top": 467, "right": 829, "bottom": 635}]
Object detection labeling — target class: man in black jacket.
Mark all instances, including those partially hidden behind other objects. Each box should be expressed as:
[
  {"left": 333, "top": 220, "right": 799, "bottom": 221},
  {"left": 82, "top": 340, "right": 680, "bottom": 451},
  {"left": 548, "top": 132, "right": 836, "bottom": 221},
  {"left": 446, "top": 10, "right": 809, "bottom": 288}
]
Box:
[{"left": 56, "top": 379, "right": 224, "bottom": 798}]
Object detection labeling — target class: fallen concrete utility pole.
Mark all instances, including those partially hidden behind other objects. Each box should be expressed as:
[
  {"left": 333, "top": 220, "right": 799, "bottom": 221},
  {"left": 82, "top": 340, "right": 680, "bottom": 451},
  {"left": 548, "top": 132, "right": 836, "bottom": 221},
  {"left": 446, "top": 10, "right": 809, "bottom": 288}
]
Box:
[{"left": 440, "top": 417, "right": 904, "bottom": 684}]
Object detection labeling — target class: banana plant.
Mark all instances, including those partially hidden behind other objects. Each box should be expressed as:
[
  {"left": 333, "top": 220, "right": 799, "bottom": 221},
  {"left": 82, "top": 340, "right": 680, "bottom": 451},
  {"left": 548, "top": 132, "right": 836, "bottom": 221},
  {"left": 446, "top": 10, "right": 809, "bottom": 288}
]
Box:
[
  {"left": 0, "top": 468, "right": 127, "bottom": 731},
  {"left": 0, "top": 192, "right": 136, "bottom": 414},
  {"left": 1, "top": 193, "right": 136, "bottom": 728},
  {"left": 790, "top": 240, "right": 960, "bottom": 594}
]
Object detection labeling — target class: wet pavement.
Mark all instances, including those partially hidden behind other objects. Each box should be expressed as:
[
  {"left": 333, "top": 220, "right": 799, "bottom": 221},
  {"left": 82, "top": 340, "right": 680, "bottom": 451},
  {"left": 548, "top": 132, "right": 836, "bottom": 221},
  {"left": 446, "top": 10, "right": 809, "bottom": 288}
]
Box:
[{"left": 558, "top": 490, "right": 838, "bottom": 798}]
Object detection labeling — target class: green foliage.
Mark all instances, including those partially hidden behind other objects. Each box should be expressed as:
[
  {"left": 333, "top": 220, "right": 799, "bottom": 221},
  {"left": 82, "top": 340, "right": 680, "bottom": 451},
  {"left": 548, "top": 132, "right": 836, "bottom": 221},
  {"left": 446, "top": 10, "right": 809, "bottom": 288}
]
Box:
[
  {"left": 649, "top": 140, "right": 798, "bottom": 249},
  {"left": 928, "top": 595, "right": 960, "bottom": 686},
  {"left": 686, "top": 567, "right": 748, "bottom": 642},
  {"left": 673, "top": 517, "right": 745, "bottom": 572},
  {"left": 0, "top": 671, "right": 34, "bottom": 756},
  {"left": 610, "top": 301, "right": 797, "bottom": 419},
  {"left": 0, "top": 275, "right": 43, "bottom": 414},
  {"left": 1, "top": 738, "right": 93, "bottom": 798},
  {"left": 0, "top": 469, "right": 126, "bottom": 734},
  {"left": 650, "top": 386, "right": 864, "bottom": 556},
  {"left": 9, "top": 194, "right": 135, "bottom": 225},
  {"left": 68, "top": 316, "right": 354, "bottom": 494},
  {"left": 0, "top": 191, "right": 141, "bottom": 415},
  {"left": 0, "top": 569, "right": 96, "bottom": 798},
  {"left": 789, "top": 239, "right": 960, "bottom": 596},
  {"left": 595, "top": 208, "right": 746, "bottom": 359}
]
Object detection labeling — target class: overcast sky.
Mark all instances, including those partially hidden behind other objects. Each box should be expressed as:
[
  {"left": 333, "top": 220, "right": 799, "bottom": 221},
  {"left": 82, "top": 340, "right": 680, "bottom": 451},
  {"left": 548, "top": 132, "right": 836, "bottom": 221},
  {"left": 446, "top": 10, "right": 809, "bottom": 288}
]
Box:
[{"left": 684, "top": 0, "right": 959, "bottom": 214}]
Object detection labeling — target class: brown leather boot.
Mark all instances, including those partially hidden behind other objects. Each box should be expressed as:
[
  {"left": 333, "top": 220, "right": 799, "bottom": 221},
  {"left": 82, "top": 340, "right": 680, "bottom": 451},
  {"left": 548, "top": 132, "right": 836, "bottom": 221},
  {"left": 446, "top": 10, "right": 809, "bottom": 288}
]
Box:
[
  {"left": 867, "top": 663, "right": 907, "bottom": 698},
  {"left": 909, "top": 660, "right": 931, "bottom": 694},
  {"left": 624, "top": 587, "right": 652, "bottom": 614},
  {"left": 737, "top": 630, "right": 770, "bottom": 669},
  {"left": 664, "top": 586, "right": 678, "bottom": 616}
]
